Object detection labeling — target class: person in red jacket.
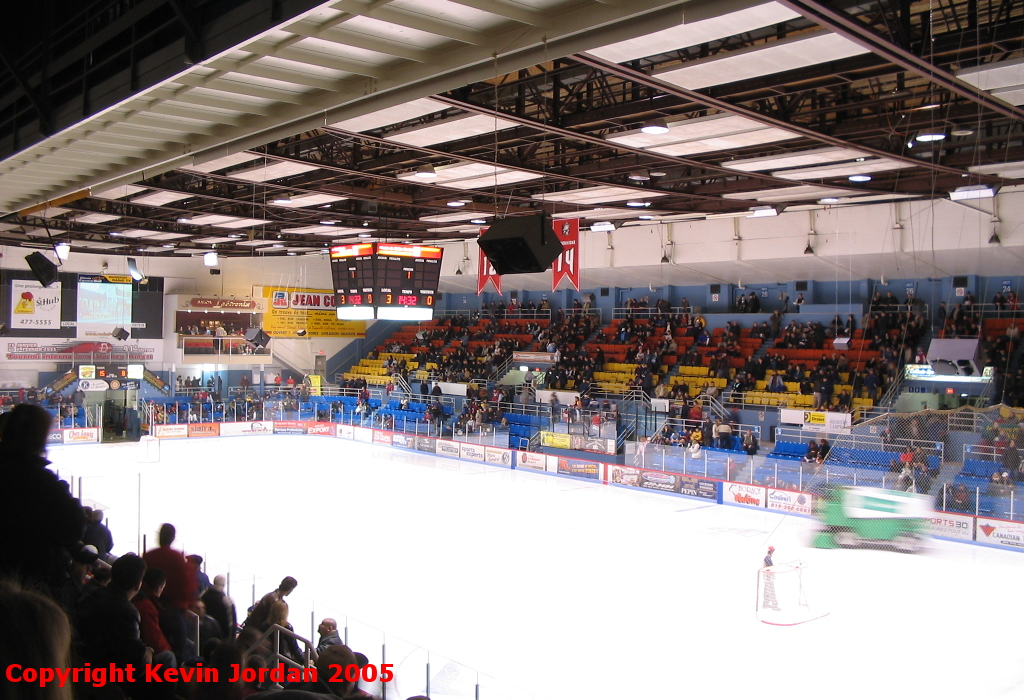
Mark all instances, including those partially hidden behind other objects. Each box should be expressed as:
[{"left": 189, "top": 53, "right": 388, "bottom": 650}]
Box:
[
  {"left": 133, "top": 567, "right": 177, "bottom": 667},
  {"left": 143, "top": 523, "right": 196, "bottom": 662}
]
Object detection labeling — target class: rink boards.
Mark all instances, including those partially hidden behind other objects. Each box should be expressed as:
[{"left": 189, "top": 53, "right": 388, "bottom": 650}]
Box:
[{"left": 91, "top": 420, "right": 1024, "bottom": 551}]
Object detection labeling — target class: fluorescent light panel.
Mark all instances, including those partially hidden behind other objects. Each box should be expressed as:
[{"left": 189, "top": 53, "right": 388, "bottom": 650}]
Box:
[
  {"left": 970, "top": 161, "right": 1024, "bottom": 179},
  {"left": 606, "top": 113, "right": 799, "bottom": 156},
  {"left": 772, "top": 158, "right": 907, "bottom": 180},
  {"left": 230, "top": 161, "right": 319, "bottom": 182},
  {"left": 532, "top": 186, "right": 670, "bottom": 205},
  {"left": 182, "top": 152, "right": 260, "bottom": 173},
  {"left": 419, "top": 211, "right": 494, "bottom": 223},
  {"left": 588, "top": 2, "right": 800, "bottom": 63},
  {"left": 385, "top": 113, "right": 517, "bottom": 147},
  {"left": 397, "top": 161, "right": 541, "bottom": 189},
  {"left": 654, "top": 31, "right": 869, "bottom": 90},
  {"left": 269, "top": 193, "right": 348, "bottom": 208},
  {"left": 956, "top": 56, "right": 1024, "bottom": 91},
  {"left": 722, "top": 185, "right": 863, "bottom": 202},
  {"left": 192, "top": 236, "right": 237, "bottom": 243},
  {"left": 131, "top": 191, "right": 192, "bottom": 206},
  {"left": 328, "top": 98, "right": 448, "bottom": 133},
  {"left": 725, "top": 146, "right": 871, "bottom": 172},
  {"left": 75, "top": 213, "right": 121, "bottom": 224}
]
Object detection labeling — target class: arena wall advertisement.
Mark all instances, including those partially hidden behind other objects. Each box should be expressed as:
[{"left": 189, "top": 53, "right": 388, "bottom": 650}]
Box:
[
  {"left": 766, "top": 489, "right": 815, "bottom": 516},
  {"left": 485, "top": 447, "right": 512, "bottom": 466},
  {"left": 928, "top": 515, "right": 975, "bottom": 542},
  {"left": 391, "top": 433, "right": 415, "bottom": 449},
  {"left": 306, "top": 422, "right": 335, "bottom": 436},
  {"left": 187, "top": 423, "right": 220, "bottom": 438},
  {"left": 436, "top": 440, "right": 461, "bottom": 459},
  {"left": 678, "top": 475, "right": 719, "bottom": 500},
  {"left": 517, "top": 451, "right": 549, "bottom": 471},
  {"left": 416, "top": 437, "right": 436, "bottom": 453},
  {"left": 336, "top": 424, "right": 354, "bottom": 440},
  {"left": 975, "top": 518, "right": 1024, "bottom": 548},
  {"left": 63, "top": 427, "right": 100, "bottom": 444},
  {"left": 372, "top": 430, "right": 392, "bottom": 446},
  {"left": 274, "top": 421, "right": 307, "bottom": 435},
  {"left": 724, "top": 482, "right": 767, "bottom": 508},
  {"left": 460, "top": 443, "right": 486, "bottom": 462},
  {"left": 540, "top": 430, "right": 616, "bottom": 455},
  {"left": 609, "top": 465, "right": 681, "bottom": 493},
  {"left": 218, "top": 421, "right": 273, "bottom": 437},
  {"left": 556, "top": 458, "right": 600, "bottom": 479},
  {"left": 153, "top": 424, "right": 189, "bottom": 439}
]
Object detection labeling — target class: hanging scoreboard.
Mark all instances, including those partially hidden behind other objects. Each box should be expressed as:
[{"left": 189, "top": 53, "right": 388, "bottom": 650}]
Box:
[{"left": 330, "top": 242, "right": 443, "bottom": 320}]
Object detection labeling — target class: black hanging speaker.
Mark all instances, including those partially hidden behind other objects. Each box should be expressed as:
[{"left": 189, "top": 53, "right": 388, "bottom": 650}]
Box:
[
  {"left": 477, "top": 212, "right": 564, "bottom": 275},
  {"left": 25, "top": 252, "right": 59, "bottom": 287},
  {"left": 111, "top": 327, "right": 130, "bottom": 341},
  {"left": 245, "top": 328, "right": 271, "bottom": 348}
]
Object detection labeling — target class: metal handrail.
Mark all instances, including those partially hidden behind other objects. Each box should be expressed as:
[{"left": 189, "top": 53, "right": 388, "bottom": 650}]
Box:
[
  {"left": 612, "top": 306, "right": 694, "bottom": 319},
  {"left": 244, "top": 623, "right": 316, "bottom": 671}
]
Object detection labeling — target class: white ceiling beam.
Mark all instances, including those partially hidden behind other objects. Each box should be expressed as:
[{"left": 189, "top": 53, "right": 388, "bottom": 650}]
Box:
[
  {"left": 168, "top": 92, "right": 275, "bottom": 116},
  {"left": 287, "top": 23, "right": 435, "bottom": 63},
  {"left": 171, "top": 74, "right": 309, "bottom": 104},
  {"left": 218, "top": 62, "right": 347, "bottom": 92},
  {"left": 121, "top": 113, "right": 221, "bottom": 135},
  {"left": 144, "top": 102, "right": 247, "bottom": 126},
  {"left": 328, "top": 0, "right": 488, "bottom": 45},
  {"left": 245, "top": 41, "right": 389, "bottom": 78},
  {"left": 441, "top": 0, "right": 549, "bottom": 27},
  {"left": 102, "top": 123, "right": 197, "bottom": 144}
]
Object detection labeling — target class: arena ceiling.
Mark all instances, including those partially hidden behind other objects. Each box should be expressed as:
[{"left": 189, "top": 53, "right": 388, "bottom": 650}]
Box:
[{"left": 0, "top": 0, "right": 1022, "bottom": 262}]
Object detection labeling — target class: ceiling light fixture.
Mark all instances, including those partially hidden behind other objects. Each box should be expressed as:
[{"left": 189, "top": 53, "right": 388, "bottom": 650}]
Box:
[
  {"left": 272, "top": 196, "right": 292, "bottom": 205},
  {"left": 177, "top": 217, "right": 193, "bottom": 224},
  {"left": 638, "top": 215, "right": 655, "bottom": 220},
  {"left": 626, "top": 201, "right": 651, "bottom": 208},
  {"left": 916, "top": 131, "right": 946, "bottom": 142},
  {"left": 319, "top": 220, "right": 337, "bottom": 226},
  {"left": 358, "top": 232, "right": 373, "bottom": 238},
  {"left": 949, "top": 185, "right": 996, "bottom": 201},
  {"left": 162, "top": 244, "right": 176, "bottom": 249},
  {"left": 649, "top": 170, "right": 668, "bottom": 177},
  {"left": 747, "top": 206, "right": 778, "bottom": 218},
  {"left": 950, "top": 128, "right": 975, "bottom": 137},
  {"left": 446, "top": 201, "right": 466, "bottom": 207},
  {"left": 989, "top": 233, "right": 1001, "bottom": 245},
  {"left": 819, "top": 197, "right": 840, "bottom": 204},
  {"left": 54, "top": 242, "right": 71, "bottom": 260},
  {"left": 589, "top": 221, "right": 616, "bottom": 232},
  {"left": 628, "top": 170, "right": 650, "bottom": 181},
  {"left": 415, "top": 164, "right": 437, "bottom": 179},
  {"left": 803, "top": 244, "right": 815, "bottom": 255},
  {"left": 660, "top": 253, "right": 670, "bottom": 264},
  {"left": 640, "top": 118, "right": 670, "bottom": 135},
  {"left": 203, "top": 251, "right": 219, "bottom": 267},
  {"left": 849, "top": 174, "right": 872, "bottom": 182},
  {"left": 470, "top": 219, "right": 487, "bottom": 225}
]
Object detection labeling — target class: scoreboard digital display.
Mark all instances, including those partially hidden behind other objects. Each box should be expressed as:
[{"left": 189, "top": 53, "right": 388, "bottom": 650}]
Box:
[{"left": 329, "top": 242, "right": 443, "bottom": 320}]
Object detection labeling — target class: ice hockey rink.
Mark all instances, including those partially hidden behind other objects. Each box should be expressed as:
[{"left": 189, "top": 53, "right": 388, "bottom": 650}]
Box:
[{"left": 49, "top": 436, "right": 1024, "bottom": 700}]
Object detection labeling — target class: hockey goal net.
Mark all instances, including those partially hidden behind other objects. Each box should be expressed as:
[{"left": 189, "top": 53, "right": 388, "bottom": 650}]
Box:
[{"left": 755, "top": 561, "right": 828, "bottom": 626}]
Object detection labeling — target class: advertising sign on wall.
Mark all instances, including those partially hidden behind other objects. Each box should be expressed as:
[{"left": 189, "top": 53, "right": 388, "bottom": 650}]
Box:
[
  {"left": 540, "top": 431, "right": 571, "bottom": 449},
  {"left": 372, "top": 430, "right": 392, "bottom": 446},
  {"left": 556, "top": 458, "right": 600, "bottom": 479},
  {"left": 154, "top": 424, "right": 189, "bottom": 439},
  {"left": 679, "top": 476, "right": 719, "bottom": 500},
  {"left": 436, "top": 440, "right": 461, "bottom": 458},
  {"left": 724, "top": 482, "right": 766, "bottom": 508},
  {"left": 273, "top": 421, "right": 306, "bottom": 435},
  {"left": 927, "top": 515, "right": 974, "bottom": 542},
  {"left": 260, "top": 287, "right": 367, "bottom": 338},
  {"left": 218, "top": 421, "right": 273, "bottom": 437},
  {"left": 47, "top": 429, "right": 65, "bottom": 445},
  {"left": 391, "top": 433, "right": 414, "bottom": 449},
  {"left": 11, "top": 279, "right": 62, "bottom": 329},
  {"left": 305, "top": 422, "right": 334, "bottom": 436},
  {"left": 336, "top": 424, "right": 354, "bottom": 440},
  {"left": 780, "top": 409, "right": 851, "bottom": 432},
  {"left": 416, "top": 437, "right": 436, "bottom": 453},
  {"left": 460, "top": 443, "right": 486, "bottom": 462},
  {"left": 187, "top": 423, "right": 220, "bottom": 437},
  {"left": 484, "top": 447, "right": 512, "bottom": 466},
  {"left": 64, "top": 427, "right": 100, "bottom": 443},
  {"left": 517, "top": 451, "right": 548, "bottom": 471},
  {"left": 975, "top": 518, "right": 1024, "bottom": 548},
  {"left": 609, "top": 466, "right": 683, "bottom": 493},
  {"left": 766, "top": 489, "right": 815, "bottom": 516}
]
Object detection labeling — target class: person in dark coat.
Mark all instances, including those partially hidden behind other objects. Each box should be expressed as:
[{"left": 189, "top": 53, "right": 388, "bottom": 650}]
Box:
[
  {"left": 0, "top": 404, "right": 85, "bottom": 607},
  {"left": 201, "top": 574, "right": 237, "bottom": 639},
  {"left": 83, "top": 508, "right": 114, "bottom": 559}
]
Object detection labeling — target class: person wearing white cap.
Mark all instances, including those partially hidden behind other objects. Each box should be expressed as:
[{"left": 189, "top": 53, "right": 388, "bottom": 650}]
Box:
[{"left": 762, "top": 546, "right": 780, "bottom": 611}]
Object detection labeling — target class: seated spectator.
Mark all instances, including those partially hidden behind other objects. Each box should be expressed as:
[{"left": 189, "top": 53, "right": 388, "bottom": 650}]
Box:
[
  {"left": 317, "top": 617, "right": 344, "bottom": 653},
  {"left": 133, "top": 567, "right": 177, "bottom": 668},
  {"left": 0, "top": 404, "right": 85, "bottom": 607},
  {"left": 201, "top": 574, "right": 237, "bottom": 640},
  {"left": 742, "top": 429, "right": 758, "bottom": 456},
  {"left": 0, "top": 579, "right": 75, "bottom": 700},
  {"left": 267, "top": 600, "right": 302, "bottom": 664}
]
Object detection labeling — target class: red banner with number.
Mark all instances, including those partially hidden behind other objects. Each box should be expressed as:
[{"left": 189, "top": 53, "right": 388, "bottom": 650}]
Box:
[
  {"left": 551, "top": 218, "right": 580, "bottom": 292},
  {"left": 477, "top": 232, "right": 501, "bottom": 295}
]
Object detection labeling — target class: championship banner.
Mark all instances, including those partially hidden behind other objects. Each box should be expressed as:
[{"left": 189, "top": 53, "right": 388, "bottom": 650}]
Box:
[
  {"left": 12, "top": 279, "right": 62, "bottom": 329},
  {"left": 551, "top": 218, "right": 580, "bottom": 292},
  {"left": 477, "top": 233, "right": 501, "bottom": 295}
]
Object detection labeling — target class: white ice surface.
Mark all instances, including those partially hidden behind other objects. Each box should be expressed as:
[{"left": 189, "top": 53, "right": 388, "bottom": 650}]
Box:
[{"left": 49, "top": 437, "right": 1024, "bottom": 700}]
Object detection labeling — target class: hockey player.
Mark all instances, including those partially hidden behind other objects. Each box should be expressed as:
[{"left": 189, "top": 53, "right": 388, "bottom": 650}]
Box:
[{"left": 762, "top": 546, "right": 780, "bottom": 611}]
